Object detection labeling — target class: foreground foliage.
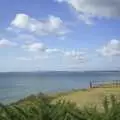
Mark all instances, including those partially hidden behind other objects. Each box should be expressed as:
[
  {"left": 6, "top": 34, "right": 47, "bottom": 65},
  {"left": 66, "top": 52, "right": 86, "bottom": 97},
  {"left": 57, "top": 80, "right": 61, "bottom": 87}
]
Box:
[{"left": 0, "top": 95, "right": 120, "bottom": 120}]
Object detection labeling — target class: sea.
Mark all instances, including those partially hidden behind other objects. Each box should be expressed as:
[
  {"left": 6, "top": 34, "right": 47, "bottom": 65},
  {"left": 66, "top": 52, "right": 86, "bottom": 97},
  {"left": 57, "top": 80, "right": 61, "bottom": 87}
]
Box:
[{"left": 0, "top": 71, "right": 120, "bottom": 104}]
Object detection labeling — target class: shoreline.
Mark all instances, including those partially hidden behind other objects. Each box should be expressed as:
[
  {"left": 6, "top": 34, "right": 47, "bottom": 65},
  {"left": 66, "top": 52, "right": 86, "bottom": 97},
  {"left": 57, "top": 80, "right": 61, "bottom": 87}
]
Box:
[
  {"left": 10, "top": 88, "right": 88, "bottom": 105},
  {"left": 1, "top": 87, "right": 88, "bottom": 105},
  {"left": 3, "top": 80, "right": 120, "bottom": 105}
]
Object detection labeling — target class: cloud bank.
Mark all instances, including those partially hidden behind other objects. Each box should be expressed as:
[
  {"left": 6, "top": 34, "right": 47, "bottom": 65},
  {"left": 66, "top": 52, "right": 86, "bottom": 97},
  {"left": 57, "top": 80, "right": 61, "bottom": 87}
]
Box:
[
  {"left": 11, "top": 13, "right": 69, "bottom": 36},
  {"left": 56, "top": 0, "right": 120, "bottom": 24}
]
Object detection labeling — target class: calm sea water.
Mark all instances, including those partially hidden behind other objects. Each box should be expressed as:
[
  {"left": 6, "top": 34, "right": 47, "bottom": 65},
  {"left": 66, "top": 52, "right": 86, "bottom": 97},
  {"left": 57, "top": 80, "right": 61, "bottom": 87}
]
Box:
[{"left": 0, "top": 71, "right": 120, "bottom": 104}]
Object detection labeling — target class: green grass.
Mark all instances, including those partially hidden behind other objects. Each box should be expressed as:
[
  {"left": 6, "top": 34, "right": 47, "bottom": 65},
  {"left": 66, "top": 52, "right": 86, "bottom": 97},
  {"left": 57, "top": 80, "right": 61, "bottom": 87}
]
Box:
[
  {"left": 53, "top": 87, "right": 120, "bottom": 108},
  {"left": 1, "top": 94, "right": 120, "bottom": 120},
  {"left": 1, "top": 87, "right": 120, "bottom": 119}
]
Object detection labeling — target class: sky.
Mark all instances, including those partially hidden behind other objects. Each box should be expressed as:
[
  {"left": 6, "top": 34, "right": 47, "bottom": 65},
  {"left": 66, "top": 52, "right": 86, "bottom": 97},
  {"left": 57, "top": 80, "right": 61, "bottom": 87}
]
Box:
[{"left": 0, "top": 0, "right": 120, "bottom": 71}]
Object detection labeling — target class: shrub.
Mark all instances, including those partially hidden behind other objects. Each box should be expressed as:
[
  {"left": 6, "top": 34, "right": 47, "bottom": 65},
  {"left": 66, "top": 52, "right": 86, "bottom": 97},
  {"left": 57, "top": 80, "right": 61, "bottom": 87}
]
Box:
[{"left": 1, "top": 95, "right": 120, "bottom": 120}]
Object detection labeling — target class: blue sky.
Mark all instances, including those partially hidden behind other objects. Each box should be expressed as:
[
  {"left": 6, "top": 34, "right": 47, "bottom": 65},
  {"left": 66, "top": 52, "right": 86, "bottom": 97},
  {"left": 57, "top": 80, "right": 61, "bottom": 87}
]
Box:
[{"left": 0, "top": 0, "right": 120, "bottom": 71}]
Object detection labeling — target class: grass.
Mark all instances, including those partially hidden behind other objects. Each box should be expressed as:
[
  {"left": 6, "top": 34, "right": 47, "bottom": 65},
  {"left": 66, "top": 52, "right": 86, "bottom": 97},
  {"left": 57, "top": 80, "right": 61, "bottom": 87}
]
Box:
[
  {"left": 10, "top": 87, "right": 120, "bottom": 109},
  {"left": 1, "top": 94, "right": 120, "bottom": 120},
  {"left": 1, "top": 86, "right": 120, "bottom": 119},
  {"left": 53, "top": 87, "right": 120, "bottom": 108},
  {"left": 7, "top": 86, "right": 120, "bottom": 109}
]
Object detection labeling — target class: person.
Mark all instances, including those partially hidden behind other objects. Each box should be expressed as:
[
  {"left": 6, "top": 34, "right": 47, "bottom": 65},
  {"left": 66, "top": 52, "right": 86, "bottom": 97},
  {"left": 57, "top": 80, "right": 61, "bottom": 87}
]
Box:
[{"left": 90, "top": 81, "right": 92, "bottom": 88}]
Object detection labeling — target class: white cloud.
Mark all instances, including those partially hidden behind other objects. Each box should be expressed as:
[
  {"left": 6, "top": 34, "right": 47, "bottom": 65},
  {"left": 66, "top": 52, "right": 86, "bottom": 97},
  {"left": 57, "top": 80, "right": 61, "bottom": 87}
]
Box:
[
  {"left": 21, "top": 40, "right": 87, "bottom": 63},
  {"left": 64, "top": 50, "right": 86, "bottom": 61},
  {"left": 97, "top": 39, "right": 120, "bottom": 57},
  {"left": 56, "top": 0, "right": 120, "bottom": 24},
  {"left": 46, "top": 48, "right": 63, "bottom": 54},
  {"left": 16, "top": 57, "right": 32, "bottom": 61},
  {"left": 16, "top": 34, "right": 36, "bottom": 41},
  {"left": 79, "top": 14, "right": 94, "bottom": 25},
  {"left": 15, "top": 34, "right": 38, "bottom": 44},
  {"left": 16, "top": 56, "right": 48, "bottom": 61},
  {"left": 11, "top": 13, "right": 69, "bottom": 36},
  {"left": 22, "top": 42, "right": 63, "bottom": 54},
  {"left": 21, "top": 41, "right": 87, "bottom": 64},
  {"left": 23, "top": 42, "right": 46, "bottom": 52},
  {"left": 34, "top": 55, "right": 49, "bottom": 60},
  {"left": 0, "top": 39, "right": 17, "bottom": 48},
  {"left": 11, "top": 14, "right": 29, "bottom": 29},
  {"left": 45, "top": 48, "right": 86, "bottom": 62}
]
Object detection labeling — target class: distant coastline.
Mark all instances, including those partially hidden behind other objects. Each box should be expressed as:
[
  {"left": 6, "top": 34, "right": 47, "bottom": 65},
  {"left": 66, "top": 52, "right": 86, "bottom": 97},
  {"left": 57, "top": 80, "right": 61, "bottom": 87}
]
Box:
[{"left": 0, "top": 70, "right": 120, "bottom": 73}]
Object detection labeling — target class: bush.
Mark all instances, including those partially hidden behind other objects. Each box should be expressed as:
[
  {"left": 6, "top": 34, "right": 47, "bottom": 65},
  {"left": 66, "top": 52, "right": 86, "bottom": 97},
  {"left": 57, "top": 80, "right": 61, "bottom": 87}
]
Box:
[{"left": 0, "top": 95, "right": 120, "bottom": 120}]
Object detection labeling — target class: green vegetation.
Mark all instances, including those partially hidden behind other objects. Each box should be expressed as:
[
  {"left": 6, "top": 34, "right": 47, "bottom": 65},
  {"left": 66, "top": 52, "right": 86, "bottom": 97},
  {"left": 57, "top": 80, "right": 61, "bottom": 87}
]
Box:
[
  {"left": 1, "top": 93, "right": 120, "bottom": 120},
  {"left": 54, "top": 87, "right": 120, "bottom": 108}
]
